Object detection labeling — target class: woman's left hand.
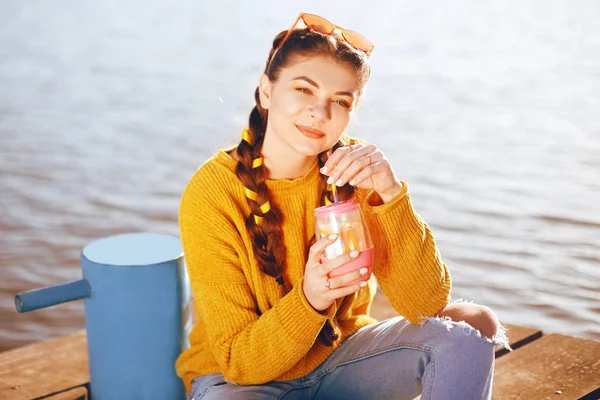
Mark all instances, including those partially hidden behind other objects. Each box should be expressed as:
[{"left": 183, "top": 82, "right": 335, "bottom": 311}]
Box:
[{"left": 320, "top": 143, "right": 403, "bottom": 202}]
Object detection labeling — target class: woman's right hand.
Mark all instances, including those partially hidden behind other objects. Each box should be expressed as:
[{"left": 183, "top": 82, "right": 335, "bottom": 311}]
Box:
[{"left": 303, "top": 234, "right": 369, "bottom": 312}]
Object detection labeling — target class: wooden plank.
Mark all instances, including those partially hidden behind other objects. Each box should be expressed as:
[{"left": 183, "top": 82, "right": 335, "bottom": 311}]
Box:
[
  {"left": 493, "top": 333, "right": 600, "bottom": 400},
  {"left": 0, "top": 331, "right": 89, "bottom": 400},
  {"left": 43, "top": 386, "right": 88, "bottom": 400}
]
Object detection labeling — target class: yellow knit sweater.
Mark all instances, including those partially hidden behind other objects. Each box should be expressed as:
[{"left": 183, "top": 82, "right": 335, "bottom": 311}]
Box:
[{"left": 175, "top": 139, "right": 452, "bottom": 393}]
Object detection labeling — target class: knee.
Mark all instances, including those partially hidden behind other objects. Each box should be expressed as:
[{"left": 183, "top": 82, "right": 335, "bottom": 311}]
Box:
[
  {"left": 437, "top": 303, "right": 501, "bottom": 339},
  {"left": 470, "top": 305, "right": 501, "bottom": 339}
]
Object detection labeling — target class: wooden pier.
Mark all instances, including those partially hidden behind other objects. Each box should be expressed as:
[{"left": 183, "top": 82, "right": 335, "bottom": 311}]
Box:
[{"left": 1, "top": 292, "right": 599, "bottom": 399}]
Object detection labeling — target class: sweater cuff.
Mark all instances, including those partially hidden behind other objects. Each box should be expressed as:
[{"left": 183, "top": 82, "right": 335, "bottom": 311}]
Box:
[
  {"left": 363, "top": 180, "right": 410, "bottom": 215},
  {"left": 274, "top": 280, "right": 333, "bottom": 344}
]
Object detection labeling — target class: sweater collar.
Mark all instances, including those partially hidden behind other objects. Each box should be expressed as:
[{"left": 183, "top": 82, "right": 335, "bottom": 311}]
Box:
[{"left": 216, "top": 146, "right": 321, "bottom": 193}]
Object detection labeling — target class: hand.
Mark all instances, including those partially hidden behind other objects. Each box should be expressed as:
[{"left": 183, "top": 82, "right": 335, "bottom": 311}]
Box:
[
  {"left": 303, "top": 234, "right": 369, "bottom": 312},
  {"left": 320, "top": 143, "right": 403, "bottom": 200}
]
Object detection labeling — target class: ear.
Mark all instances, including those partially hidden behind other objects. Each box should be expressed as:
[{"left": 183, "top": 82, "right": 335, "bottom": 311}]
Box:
[{"left": 258, "top": 74, "right": 273, "bottom": 110}]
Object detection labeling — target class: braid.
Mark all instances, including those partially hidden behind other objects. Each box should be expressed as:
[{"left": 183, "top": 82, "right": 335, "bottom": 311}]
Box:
[{"left": 235, "top": 88, "right": 286, "bottom": 286}]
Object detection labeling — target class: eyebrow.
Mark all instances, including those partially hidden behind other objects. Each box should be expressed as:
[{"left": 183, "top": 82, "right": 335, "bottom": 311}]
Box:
[{"left": 292, "top": 76, "right": 356, "bottom": 98}]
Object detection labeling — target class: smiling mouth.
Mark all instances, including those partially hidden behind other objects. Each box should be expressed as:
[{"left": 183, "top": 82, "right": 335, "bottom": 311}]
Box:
[{"left": 296, "top": 125, "right": 325, "bottom": 139}]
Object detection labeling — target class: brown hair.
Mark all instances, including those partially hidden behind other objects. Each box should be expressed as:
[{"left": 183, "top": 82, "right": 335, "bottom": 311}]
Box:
[{"left": 234, "top": 28, "right": 371, "bottom": 346}]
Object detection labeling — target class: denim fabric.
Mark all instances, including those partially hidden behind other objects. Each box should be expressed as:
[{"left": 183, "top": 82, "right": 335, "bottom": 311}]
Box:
[{"left": 189, "top": 315, "right": 503, "bottom": 400}]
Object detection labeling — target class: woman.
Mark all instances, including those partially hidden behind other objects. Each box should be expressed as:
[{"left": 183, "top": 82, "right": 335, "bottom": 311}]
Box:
[{"left": 176, "top": 13, "right": 510, "bottom": 400}]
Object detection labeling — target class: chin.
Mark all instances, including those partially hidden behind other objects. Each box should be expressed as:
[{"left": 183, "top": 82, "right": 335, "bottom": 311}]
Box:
[{"left": 293, "top": 141, "right": 327, "bottom": 157}]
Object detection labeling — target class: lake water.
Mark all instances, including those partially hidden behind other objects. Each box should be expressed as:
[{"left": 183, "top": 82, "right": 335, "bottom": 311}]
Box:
[{"left": 1, "top": 0, "right": 599, "bottom": 352}]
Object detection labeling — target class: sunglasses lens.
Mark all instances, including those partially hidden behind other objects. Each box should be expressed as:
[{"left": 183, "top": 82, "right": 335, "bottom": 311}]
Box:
[
  {"left": 342, "top": 29, "right": 374, "bottom": 54},
  {"left": 302, "top": 14, "right": 335, "bottom": 34}
]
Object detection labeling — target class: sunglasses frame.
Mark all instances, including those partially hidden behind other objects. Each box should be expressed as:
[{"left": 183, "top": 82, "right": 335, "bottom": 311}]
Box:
[{"left": 266, "top": 13, "right": 374, "bottom": 72}]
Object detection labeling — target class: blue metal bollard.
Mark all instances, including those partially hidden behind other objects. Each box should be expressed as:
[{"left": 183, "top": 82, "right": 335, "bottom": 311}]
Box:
[{"left": 15, "top": 232, "right": 191, "bottom": 400}]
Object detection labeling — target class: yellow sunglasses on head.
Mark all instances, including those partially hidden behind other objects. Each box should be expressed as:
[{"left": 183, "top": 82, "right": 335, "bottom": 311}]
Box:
[{"left": 267, "top": 13, "right": 374, "bottom": 71}]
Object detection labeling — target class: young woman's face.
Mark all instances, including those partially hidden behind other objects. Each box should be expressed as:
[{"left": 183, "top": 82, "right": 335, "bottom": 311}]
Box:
[{"left": 260, "top": 55, "right": 360, "bottom": 157}]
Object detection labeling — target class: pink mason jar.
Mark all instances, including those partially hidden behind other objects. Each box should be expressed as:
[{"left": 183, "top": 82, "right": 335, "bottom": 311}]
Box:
[{"left": 314, "top": 200, "right": 374, "bottom": 285}]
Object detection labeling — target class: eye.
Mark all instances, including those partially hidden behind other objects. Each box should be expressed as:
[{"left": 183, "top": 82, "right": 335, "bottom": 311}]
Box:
[
  {"left": 296, "top": 87, "right": 312, "bottom": 94},
  {"left": 334, "top": 100, "right": 351, "bottom": 108}
]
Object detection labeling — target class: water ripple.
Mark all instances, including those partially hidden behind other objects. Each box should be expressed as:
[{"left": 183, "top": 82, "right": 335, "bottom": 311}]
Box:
[{"left": 1, "top": 0, "right": 600, "bottom": 351}]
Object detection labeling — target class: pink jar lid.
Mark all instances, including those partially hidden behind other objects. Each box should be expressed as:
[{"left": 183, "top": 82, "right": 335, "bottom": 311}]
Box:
[{"left": 314, "top": 200, "right": 359, "bottom": 217}]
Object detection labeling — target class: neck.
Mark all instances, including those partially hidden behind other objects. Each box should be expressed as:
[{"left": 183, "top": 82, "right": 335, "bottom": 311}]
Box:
[{"left": 261, "top": 128, "right": 317, "bottom": 180}]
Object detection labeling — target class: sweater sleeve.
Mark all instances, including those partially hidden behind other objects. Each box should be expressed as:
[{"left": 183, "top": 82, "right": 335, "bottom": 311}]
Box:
[
  {"left": 358, "top": 181, "right": 452, "bottom": 323},
  {"left": 179, "top": 179, "right": 335, "bottom": 385}
]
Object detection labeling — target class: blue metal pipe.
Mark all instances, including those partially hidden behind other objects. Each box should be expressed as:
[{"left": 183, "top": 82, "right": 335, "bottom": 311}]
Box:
[{"left": 15, "top": 279, "right": 91, "bottom": 313}]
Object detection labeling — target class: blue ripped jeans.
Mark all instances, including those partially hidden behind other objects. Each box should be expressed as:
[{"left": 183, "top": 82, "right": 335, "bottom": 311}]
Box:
[{"left": 189, "top": 316, "right": 509, "bottom": 400}]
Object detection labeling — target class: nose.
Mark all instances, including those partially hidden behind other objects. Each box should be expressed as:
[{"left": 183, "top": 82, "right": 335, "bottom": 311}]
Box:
[{"left": 308, "top": 100, "right": 331, "bottom": 122}]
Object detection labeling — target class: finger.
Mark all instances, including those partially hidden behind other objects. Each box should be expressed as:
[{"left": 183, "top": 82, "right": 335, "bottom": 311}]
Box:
[
  {"left": 327, "top": 145, "right": 369, "bottom": 185},
  {"left": 320, "top": 144, "right": 365, "bottom": 177},
  {"left": 308, "top": 233, "right": 338, "bottom": 265},
  {"left": 324, "top": 280, "right": 368, "bottom": 300},
  {"left": 349, "top": 159, "right": 388, "bottom": 187},
  {"left": 328, "top": 145, "right": 376, "bottom": 187},
  {"left": 348, "top": 151, "right": 383, "bottom": 186},
  {"left": 335, "top": 153, "right": 372, "bottom": 187},
  {"left": 318, "top": 250, "right": 360, "bottom": 275},
  {"left": 327, "top": 266, "right": 369, "bottom": 289}
]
